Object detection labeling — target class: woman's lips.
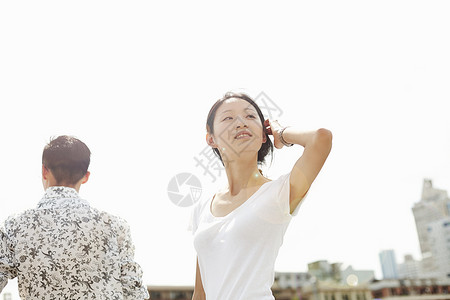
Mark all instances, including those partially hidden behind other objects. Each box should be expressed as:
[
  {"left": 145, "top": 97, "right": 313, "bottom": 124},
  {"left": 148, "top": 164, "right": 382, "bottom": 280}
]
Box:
[{"left": 235, "top": 131, "right": 253, "bottom": 139}]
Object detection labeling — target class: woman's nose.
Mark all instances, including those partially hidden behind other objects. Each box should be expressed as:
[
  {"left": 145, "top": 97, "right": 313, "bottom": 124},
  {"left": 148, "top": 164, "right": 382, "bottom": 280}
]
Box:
[{"left": 235, "top": 116, "right": 248, "bottom": 129}]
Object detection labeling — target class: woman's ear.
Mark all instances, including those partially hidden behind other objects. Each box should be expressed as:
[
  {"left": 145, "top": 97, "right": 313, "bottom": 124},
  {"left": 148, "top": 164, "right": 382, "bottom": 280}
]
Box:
[{"left": 206, "top": 132, "right": 217, "bottom": 148}]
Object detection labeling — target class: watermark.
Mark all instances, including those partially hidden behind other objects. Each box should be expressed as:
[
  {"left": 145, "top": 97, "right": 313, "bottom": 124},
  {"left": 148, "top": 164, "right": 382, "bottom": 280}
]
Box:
[
  {"left": 193, "top": 145, "right": 224, "bottom": 183},
  {"left": 192, "top": 91, "right": 283, "bottom": 183},
  {"left": 167, "top": 173, "right": 202, "bottom": 207},
  {"left": 254, "top": 92, "right": 283, "bottom": 120},
  {"left": 167, "top": 92, "right": 283, "bottom": 207}
]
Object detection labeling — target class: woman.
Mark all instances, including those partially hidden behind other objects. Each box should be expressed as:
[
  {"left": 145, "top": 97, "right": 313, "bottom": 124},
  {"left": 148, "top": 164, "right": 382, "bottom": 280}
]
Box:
[{"left": 190, "top": 92, "right": 332, "bottom": 299}]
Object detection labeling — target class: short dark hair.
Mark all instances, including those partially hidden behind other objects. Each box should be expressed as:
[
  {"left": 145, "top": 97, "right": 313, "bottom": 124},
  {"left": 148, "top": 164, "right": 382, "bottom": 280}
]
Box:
[
  {"left": 42, "top": 135, "right": 91, "bottom": 185},
  {"left": 206, "top": 92, "right": 273, "bottom": 166}
]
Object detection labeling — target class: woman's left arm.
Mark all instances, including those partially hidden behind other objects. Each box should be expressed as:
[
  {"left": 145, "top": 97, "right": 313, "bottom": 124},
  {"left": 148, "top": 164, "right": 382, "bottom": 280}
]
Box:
[{"left": 268, "top": 121, "right": 333, "bottom": 214}]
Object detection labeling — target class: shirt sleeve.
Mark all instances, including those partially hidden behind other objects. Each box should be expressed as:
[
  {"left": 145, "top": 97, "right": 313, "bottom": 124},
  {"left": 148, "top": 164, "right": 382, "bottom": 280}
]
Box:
[
  {"left": 116, "top": 218, "right": 149, "bottom": 300},
  {"left": 0, "top": 219, "right": 18, "bottom": 293},
  {"left": 188, "top": 195, "right": 211, "bottom": 235},
  {"left": 277, "top": 172, "right": 308, "bottom": 217},
  {"left": 187, "top": 201, "right": 199, "bottom": 235}
]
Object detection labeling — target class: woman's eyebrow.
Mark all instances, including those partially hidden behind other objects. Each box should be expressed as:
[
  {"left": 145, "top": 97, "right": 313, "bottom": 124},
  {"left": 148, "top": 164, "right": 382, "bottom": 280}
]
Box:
[
  {"left": 220, "top": 107, "right": 256, "bottom": 115},
  {"left": 219, "top": 109, "right": 232, "bottom": 115}
]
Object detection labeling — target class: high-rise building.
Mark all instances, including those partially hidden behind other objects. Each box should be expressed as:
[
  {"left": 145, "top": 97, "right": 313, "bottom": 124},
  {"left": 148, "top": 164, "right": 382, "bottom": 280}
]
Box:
[
  {"left": 379, "top": 249, "right": 398, "bottom": 279},
  {"left": 427, "top": 217, "right": 450, "bottom": 278},
  {"left": 412, "top": 179, "right": 450, "bottom": 276},
  {"left": 397, "top": 254, "right": 421, "bottom": 279}
]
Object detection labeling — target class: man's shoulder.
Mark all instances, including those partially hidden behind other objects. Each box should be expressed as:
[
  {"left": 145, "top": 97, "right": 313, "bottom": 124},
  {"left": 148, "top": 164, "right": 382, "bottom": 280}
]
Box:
[
  {"left": 89, "top": 207, "right": 130, "bottom": 230},
  {"left": 4, "top": 208, "right": 37, "bottom": 224},
  {"left": 2, "top": 208, "right": 39, "bottom": 236},
  {"left": 4, "top": 206, "right": 127, "bottom": 227}
]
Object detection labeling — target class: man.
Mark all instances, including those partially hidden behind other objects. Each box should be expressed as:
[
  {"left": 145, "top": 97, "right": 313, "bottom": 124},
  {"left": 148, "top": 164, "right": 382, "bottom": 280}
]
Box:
[{"left": 0, "top": 135, "right": 149, "bottom": 299}]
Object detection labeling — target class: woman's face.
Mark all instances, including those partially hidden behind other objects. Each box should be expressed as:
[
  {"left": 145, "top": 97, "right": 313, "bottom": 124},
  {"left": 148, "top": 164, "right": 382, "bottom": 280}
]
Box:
[{"left": 210, "top": 98, "right": 266, "bottom": 164}]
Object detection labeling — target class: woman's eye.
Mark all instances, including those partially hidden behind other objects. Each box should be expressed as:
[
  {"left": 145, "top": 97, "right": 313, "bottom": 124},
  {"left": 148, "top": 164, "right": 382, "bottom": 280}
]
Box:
[
  {"left": 247, "top": 114, "right": 256, "bottom": 119},
  {"left": 222, "top": 116, "right": 232, "bottom": 121}
]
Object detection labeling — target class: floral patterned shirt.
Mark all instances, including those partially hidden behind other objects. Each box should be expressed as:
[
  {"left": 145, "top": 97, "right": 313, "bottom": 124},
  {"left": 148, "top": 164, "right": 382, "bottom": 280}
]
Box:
[{"left": 0, "top": 186, "right": 149, "bottom": 299}]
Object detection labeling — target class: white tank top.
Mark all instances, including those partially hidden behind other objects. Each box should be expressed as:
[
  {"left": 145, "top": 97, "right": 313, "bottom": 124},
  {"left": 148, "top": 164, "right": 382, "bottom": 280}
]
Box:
[{"left": 190, "top": 172, "right": 304, "bottom": 299}]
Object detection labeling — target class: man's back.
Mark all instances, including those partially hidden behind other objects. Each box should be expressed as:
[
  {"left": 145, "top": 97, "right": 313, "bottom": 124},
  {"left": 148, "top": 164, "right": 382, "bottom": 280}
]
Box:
[{"left": 1, "top": 186, "right": 148, "bottom": 299}]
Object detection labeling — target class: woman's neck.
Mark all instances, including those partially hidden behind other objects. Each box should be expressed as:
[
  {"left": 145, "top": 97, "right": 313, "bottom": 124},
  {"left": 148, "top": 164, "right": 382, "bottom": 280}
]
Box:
[{"left": 223, "top": 158, "right": 268, "bottom": 196}]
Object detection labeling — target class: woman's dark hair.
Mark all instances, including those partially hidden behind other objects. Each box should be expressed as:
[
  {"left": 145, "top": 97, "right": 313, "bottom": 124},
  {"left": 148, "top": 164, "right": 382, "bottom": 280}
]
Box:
[
  {"left": 206, "top": 92, "right": 273, "bottom": 166},
  {"left": 42, "top": 135, "right": 91, "bottom": 185}
]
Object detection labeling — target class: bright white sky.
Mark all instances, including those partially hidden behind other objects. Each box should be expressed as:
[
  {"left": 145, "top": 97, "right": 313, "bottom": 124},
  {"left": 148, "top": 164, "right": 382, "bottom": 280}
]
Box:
[{"left": 1, "top": 1, "right": 449, "bottom": 296}]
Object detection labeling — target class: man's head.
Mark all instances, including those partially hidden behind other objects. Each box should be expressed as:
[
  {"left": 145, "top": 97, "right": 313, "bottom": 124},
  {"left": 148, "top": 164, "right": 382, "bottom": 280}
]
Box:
[{"left": 42, "top": 135, "right": 91, "bottom": 190}]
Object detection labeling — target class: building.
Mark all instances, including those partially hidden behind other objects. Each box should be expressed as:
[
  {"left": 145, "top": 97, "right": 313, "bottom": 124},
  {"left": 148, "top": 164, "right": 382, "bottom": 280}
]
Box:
[
  {"left": 427, "top": 217, "right": 450, "bottom": 278},
  {"left": 147, "top": 286, "right": 193, "bottom": 300},
  {"left": 308, "top": 260, "right": 343, "bottom": 282},
  {"left": 412, "top": 179, "right": 450, "bottom": 277},
  {"left": 149, "top": 268, "right": 374, "bottom": 300},
  {"left": 397, "top": 254, "right": 422, "bottom": 279},
  {"left": 341, "top": 266, "right": 375, "bottom": 286},
  {"left": 274, "top": 272, "right": 313, "bottom": 289},
  {"left": 379, "top": 250, "right": 399, "bottom": 279},
  {"left": 370, "top": 277, "right": 450, "bottom": 299},
  {"left": 2, "top": 293, "right": 12, "bottom": 300},
  {"left": 272, "top": 278, "right": 374, "bottom": 300},
  {"left": 301, "top": 280, "right": 373, "bottom": 300}
]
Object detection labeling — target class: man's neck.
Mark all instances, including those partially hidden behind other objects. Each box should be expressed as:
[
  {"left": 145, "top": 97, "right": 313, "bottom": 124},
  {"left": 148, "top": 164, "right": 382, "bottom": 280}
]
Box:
[{"left": 46, "top": 184, "right": 81, "bottom": 193}]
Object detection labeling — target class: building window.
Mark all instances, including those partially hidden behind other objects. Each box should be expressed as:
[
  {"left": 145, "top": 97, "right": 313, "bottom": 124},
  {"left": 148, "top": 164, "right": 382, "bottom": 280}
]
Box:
[
  {"left": 372, "top": 291, "right": 383, "bottom": 298},
  {"left": 402, "top": 287, "right": 409, "bottom": 295},
  {"left": 169, "top": 291, "right": 188, "bottom": 299}
]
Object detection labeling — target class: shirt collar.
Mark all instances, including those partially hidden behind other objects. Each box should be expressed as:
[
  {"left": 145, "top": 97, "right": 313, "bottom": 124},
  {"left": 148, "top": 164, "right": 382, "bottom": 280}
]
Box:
[{"left": 37, "top": 186, "right": 90, "bottom": 209}]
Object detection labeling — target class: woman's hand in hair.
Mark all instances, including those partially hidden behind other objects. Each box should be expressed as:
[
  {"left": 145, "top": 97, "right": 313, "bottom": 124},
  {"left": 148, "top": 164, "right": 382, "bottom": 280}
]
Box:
[{"left": 264, "top": 119, "right": 285, "bottom": 149}]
